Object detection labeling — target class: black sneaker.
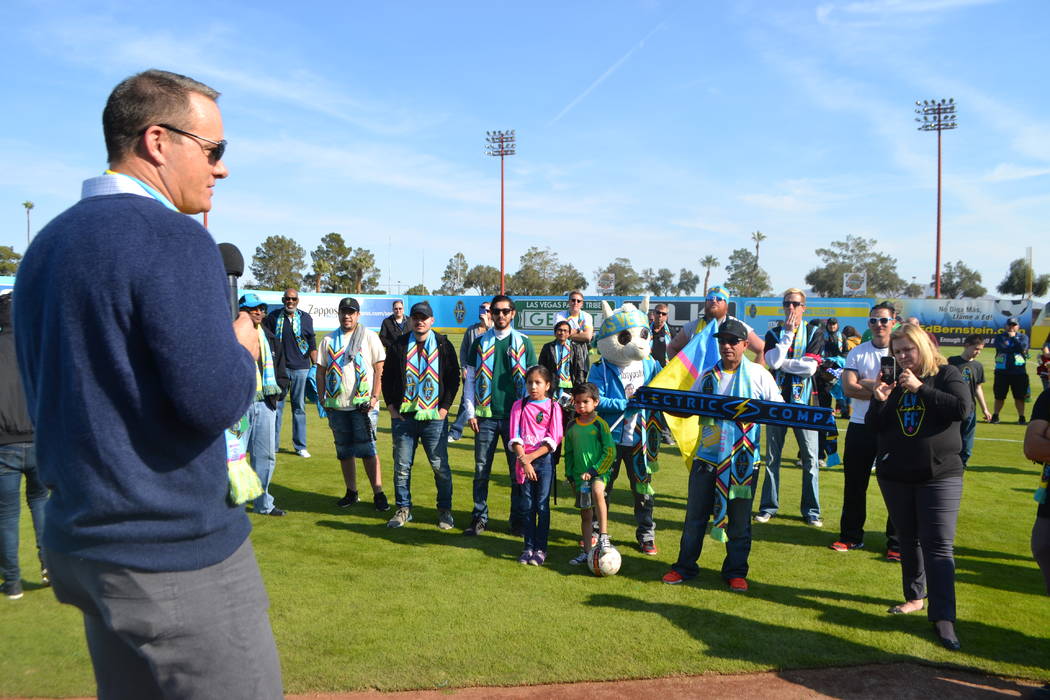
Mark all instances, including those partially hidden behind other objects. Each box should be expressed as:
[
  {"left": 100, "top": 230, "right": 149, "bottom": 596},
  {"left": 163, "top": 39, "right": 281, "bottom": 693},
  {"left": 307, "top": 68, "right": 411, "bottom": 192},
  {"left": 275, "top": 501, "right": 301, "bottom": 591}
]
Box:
[
  {"left": 265, "top": 508, "right": 286, "bottom": 517},
  {"left": 464, "top": 517, "right": 486, "bottom": 536},
  {"left": 1019, "top": 415, "right": 1027, "bottom": 425},
  {"left": 337, "top": 490, "right": 359, "bottom": 508},
  {"left": 373, "top": 491, "right": 390, "bottom": 512},
  {"left": 990, "top": 414, "right": 999, "bottom": 424},
  {"left": 2, "top": 580, "right": 23, "bottom": 600}
]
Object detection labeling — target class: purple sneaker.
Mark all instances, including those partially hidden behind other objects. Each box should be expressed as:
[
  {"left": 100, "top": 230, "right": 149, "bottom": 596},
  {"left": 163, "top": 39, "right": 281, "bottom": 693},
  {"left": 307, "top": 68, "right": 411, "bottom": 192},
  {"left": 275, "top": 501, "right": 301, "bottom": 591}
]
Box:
[
  {"left": 529, "top": 550, "right": 547, "bottom": 566},
  {"left": 518, "top": 549, "right": 534, "bottom": 565}
]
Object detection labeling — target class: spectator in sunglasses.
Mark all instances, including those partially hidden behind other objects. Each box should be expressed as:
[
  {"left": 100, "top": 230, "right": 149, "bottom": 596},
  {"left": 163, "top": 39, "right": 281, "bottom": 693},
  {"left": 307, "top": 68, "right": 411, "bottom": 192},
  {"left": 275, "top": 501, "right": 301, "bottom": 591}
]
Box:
[{"left": 554, "top": 291, "right": 594, "bottom": 387}]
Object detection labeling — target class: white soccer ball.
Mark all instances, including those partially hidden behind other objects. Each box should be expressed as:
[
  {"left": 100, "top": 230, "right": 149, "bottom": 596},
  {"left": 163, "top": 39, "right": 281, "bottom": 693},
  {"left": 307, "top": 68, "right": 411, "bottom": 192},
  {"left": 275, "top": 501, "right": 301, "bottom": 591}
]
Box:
[{"left": 587, "top": 546, "right": 622, "bottom": 577}]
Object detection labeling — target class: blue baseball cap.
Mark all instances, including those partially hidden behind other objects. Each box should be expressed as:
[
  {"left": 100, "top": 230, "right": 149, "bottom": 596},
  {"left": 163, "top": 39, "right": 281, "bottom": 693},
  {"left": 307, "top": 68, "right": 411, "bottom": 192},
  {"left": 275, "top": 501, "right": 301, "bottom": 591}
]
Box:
[
  {"left": 238, "top": 292, "right": 266, "bottom": 309},
  {"left": 706, "top": 285, "right": 730, "bottom": 302}
]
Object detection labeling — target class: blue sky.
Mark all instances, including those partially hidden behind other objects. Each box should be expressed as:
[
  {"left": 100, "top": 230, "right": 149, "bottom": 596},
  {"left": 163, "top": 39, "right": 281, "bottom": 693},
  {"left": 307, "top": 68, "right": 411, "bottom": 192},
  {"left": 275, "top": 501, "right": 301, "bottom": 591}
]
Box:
[{"left": 2, "top": 0, "right": 1046, "bottom": 297}]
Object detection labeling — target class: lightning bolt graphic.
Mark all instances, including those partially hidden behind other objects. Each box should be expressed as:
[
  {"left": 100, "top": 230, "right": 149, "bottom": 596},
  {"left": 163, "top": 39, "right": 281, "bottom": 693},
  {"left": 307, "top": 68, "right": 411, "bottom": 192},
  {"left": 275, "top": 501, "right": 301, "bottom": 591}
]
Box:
[{"left": 731, "top": 400, "right": 750, "bottom": 420}]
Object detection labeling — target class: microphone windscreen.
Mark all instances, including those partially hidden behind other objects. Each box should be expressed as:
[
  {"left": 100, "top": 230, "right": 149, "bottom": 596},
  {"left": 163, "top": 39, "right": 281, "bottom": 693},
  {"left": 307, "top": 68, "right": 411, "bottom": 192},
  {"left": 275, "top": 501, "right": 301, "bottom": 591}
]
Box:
[{"left": 218, "top": 243, "right": 244, "bottom": 278}]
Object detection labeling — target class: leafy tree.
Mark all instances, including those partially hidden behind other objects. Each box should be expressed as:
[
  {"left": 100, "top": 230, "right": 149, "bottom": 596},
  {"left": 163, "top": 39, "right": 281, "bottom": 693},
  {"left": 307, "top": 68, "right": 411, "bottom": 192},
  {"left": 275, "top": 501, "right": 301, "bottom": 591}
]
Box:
[
  {"left": 724, "top": 248, "right": 773, "bottom": 297},
  {"left": 507, "top": 246, "right": 586, "bottom": 296},
  {"left": 997, "top": 258, "right": 1050, "bottom": 298},
  {"left": 676, "top": 268, "right": 699, "bottom": 296},
  {"left": 464, "top": 264, "right": 502, "bottom": 295},
  {"left": 641, "top": 268, "right": 675, "bottom": 296},
  {"left": 0, "top": 246, "right": 21, "bottom": 276},
  {"left": 751, "top": 231, "right": 767, "bottom": 281},
  {"left": 303, "top": 233, "right": 380, "bottom": 293},
  {"left": 248, "top": 235, "right": 306, "bottom": 291},
  {"left": 438, "top": 252, "right": 468, "bottom": 295},
  {"left": 699, "top": 255, "right": 719, "bottom": 293},
  {"left": 593, "top": 257, "right": 644, "bottom": 295},
  {"left": 939, "top": 260, "right": 986, "bottom": 298},
  {"left": 804, "top": 235, "right": 905, "bottom": 297},
  {"left": 346, "top": 247, "right": 381, "bottom": 294},
  {"left": 901, "top": 282, "right": 925, "bottom": 298},
  {"left": 405, "top": 283, "right": 429, "bottom": 295}
]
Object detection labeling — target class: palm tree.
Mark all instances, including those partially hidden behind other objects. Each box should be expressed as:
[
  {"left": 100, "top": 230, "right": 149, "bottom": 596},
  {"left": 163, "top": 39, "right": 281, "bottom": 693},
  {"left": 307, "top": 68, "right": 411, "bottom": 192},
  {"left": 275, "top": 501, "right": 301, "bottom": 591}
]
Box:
[
  {"left": 22, "top": 201, "right": 34, "bottom": 246},
  {"left": 750, "top": 231, "right": 767, "bottom": 296},
  {"left": 699, "top": 255, "right": 719, "bottom": 293}
]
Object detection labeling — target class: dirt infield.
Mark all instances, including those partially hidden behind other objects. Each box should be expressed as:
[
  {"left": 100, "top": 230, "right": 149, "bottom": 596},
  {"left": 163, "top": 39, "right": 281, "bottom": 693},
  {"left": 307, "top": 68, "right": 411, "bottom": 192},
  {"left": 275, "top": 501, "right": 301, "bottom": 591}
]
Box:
[
  {"left": 9, "top": 663, "right": 1042, "bottom": 699},
  {"left": 282, "top": 664, "right": 1042, "bottom": 700}
]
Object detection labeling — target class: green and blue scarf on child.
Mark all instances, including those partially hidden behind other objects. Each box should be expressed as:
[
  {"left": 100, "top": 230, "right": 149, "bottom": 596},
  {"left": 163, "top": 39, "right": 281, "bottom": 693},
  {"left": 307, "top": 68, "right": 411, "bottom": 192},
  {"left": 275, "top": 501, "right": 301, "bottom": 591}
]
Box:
[
  {"left": 553, "top": 339, "right": 572, "bottom": 389},
  {"left": 276, "top": 310, "right": 309, "bottom": 356},
  {"left": 694, "top": 357, "right": 759, "bottom": 543},
  {"left": 474, "top": 328, "right": 529, "bottom": 417},
  {"left": 401, "top": 331, "right": 441, "bottom": 420},
  {"left": 324, "top": 325, "right": 370, "bottom": 408}
]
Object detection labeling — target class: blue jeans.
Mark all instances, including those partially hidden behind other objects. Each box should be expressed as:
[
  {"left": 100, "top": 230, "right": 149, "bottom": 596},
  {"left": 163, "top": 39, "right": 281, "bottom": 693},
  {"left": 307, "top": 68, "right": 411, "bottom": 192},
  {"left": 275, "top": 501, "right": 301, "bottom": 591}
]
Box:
[
  {"left": 760, "top": 424, "right": 821, "bottom": 520},
  {"left": 519, "top": 454, "right": 553, "bottom": 552},
  {"left": 391, "top": 417, "right": 453, "bottom": 510},
  {"left": 608, "top": 445, "right": 656, "bottom": 543},
  {"left": 448, "top": 403, "right": 469, "bottom": 440},
  {"left": 959, "top": 412, "right": 976, "bottom": 466},
  {"left": 672, "top": 460, "right": 754, "bottom": 581},
  {"left": 276, "top": 368, "right": 309, "bottom": 452},
  {"left": 246, "top": 401, "right": 278, "bottom": 514},
  {"left": 0, "top": 443, "right": 47, "bottom": 585},
  {"left": 472, "top": 417, "right": 523, "bottom": 527}
]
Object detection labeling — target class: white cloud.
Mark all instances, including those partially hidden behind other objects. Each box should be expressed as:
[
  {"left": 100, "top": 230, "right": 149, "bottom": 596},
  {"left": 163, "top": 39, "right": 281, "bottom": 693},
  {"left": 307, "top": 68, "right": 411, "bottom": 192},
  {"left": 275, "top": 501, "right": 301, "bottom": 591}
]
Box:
[
  {"left": 984, "top": 163, "right": 1050, "bottom": 182},
  {"left": 816, "top": 0, "right": 999, "bottom": 26}
]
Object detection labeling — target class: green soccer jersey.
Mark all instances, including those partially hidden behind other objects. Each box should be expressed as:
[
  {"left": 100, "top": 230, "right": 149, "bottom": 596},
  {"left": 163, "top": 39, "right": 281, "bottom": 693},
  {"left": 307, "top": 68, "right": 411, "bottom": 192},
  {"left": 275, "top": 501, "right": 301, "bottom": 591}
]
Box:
[{"left": 563, "top": 415, "right": 616, "bottom": 482}]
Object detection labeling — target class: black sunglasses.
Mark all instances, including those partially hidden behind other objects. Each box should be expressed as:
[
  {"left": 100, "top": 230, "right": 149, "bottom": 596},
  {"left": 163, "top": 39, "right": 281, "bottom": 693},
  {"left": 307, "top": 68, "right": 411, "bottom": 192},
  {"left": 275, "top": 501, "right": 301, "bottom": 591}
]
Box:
[
  {"left": 157, "top": 123, "right": 227, "bottom": 162},
  {"left": 655, "top": 311, "right": 668, "bottom": 316},
  {"left": 282, "top": 296, "right": 299, "bottom": 302},
  {"left": 491, "top": 307, "right": 513, "bottom": 316},
  {"left": 783, "top": 301, "right": 803, "bottom": 308}
]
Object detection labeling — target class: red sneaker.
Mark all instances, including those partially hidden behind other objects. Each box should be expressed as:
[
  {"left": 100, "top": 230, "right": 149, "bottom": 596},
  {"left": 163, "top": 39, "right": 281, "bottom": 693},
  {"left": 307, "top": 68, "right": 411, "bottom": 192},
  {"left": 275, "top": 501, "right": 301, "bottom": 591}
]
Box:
[
  {"left": 885, "top": 549, "right": 901, "bottom": 563},
  {"left": 829, "top": 540, "right": 865, "bottom": 552},
  {"left": 640, "top": 540, "right": 658, "bottom": 556},
  {"left": 727, "top": 577, "right": 749, "bottom": 592},
  {"left": 662, "top": 570, "right": 685, "bottom": 585}
]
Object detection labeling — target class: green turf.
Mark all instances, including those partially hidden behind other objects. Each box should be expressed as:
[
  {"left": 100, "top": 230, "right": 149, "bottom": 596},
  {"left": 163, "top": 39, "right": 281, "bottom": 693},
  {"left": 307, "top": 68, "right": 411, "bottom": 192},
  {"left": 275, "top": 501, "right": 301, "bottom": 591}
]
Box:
[{"left": 3, "top": 338, "right": 1047, "bottom": 697}]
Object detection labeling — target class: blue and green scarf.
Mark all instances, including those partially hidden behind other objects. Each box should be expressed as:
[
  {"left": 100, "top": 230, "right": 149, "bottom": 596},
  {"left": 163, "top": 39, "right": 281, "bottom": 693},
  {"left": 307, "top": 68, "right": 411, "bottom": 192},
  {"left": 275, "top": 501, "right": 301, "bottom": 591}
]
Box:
[
  {"left": 553, "top": 339, "right": 572, "bottom": 389},
  {"left": 695, "top": 357, "right": 759, "bottom": 543},
  {"left": 277, "top": 310, "right": 309, "bottom": 356},
  {"left": 775, "top": 323, "right": 813, "bottom": 404},
  {"left": 474, "top": 328, "right": 529, "bottom": 417},
  {"left": 255, "top": 325, "right": 282, "bottom": 401},
  {"left": 401, "top": 331, "right": 441, "bottom": 420},
  {"left": 324, "top": 326, "right": 370, "bottom": 408}
]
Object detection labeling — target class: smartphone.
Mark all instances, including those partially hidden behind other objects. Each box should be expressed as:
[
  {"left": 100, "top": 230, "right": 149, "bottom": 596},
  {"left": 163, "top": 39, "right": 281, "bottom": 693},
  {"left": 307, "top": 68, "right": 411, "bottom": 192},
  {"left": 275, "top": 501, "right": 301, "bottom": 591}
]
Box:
[{"left": 879, "top": 355, "right": 898, "bottom": 384}]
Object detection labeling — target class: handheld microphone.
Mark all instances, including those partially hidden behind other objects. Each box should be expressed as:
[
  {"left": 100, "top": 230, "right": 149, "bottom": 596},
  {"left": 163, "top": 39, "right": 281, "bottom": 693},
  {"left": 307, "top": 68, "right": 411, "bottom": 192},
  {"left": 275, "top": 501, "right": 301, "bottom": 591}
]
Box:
[{"left": 218, "top": 243, "right": 244, "bottom": 320}]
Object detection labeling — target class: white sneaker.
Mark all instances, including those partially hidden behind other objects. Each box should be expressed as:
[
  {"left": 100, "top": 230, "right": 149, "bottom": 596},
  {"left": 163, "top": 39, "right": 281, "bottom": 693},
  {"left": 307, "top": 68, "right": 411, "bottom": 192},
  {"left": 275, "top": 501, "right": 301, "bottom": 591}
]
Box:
[
  {"left": 296, "top": 449, "right": 311, "bottom": 458},
  {"left": 753, "top": 513, "right": 771, "bottom": 523}
]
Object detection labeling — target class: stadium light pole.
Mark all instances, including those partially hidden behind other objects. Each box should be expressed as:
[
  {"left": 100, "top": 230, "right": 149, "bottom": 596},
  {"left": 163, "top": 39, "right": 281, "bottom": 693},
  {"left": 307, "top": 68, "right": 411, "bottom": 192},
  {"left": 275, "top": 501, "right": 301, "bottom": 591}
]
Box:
[
  {"left": 915, "top": 98, "right": 957, "bottom": 299},
  {"left": 485, "top": 130, "right": 516, "bottom": 294}
]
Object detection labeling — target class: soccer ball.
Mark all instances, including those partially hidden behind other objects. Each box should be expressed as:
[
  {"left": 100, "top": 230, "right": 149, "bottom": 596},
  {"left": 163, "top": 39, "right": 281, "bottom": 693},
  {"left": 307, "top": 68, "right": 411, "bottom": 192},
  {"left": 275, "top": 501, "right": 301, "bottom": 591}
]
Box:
[{"left": 587, "top": 546, "right": 622, "bottom": 577}]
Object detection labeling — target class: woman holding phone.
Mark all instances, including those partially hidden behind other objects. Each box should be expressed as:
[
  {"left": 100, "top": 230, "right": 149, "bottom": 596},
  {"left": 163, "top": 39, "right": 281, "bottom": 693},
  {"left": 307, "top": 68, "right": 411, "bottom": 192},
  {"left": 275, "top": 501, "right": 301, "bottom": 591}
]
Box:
[{"left": 867, "top": 323, "right": 971, "bottom": 650}]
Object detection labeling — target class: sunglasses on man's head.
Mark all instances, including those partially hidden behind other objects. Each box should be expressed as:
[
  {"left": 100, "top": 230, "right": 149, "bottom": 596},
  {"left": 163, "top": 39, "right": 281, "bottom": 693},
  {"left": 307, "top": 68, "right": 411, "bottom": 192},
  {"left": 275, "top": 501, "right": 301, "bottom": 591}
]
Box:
[
  {"left": 868, "top": 317, "right": 892, "bottom": 326},
  {"left": 491, "top": 307, "right": 513, "bottom": 316}
]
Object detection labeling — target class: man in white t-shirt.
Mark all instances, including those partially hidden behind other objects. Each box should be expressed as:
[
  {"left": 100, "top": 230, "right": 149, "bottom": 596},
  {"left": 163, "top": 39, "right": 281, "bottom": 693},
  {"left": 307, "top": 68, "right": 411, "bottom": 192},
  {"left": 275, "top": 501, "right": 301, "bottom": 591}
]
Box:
[
  {"left": 554, "top": 290, "right": 593, "bottom": 387},
  {"left": 317, "top": 297, "right": 390, "bottom": 512},
  {"left": 830, "top": 301, "right": 900, "bottom": 559}
]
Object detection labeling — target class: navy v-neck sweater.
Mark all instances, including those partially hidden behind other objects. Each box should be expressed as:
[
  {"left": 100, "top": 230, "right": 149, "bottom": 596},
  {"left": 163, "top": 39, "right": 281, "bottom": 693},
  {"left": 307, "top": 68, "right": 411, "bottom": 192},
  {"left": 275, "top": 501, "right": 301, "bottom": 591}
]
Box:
[{"left": 15, "top": 193, "right": 256, "bottom": 571}]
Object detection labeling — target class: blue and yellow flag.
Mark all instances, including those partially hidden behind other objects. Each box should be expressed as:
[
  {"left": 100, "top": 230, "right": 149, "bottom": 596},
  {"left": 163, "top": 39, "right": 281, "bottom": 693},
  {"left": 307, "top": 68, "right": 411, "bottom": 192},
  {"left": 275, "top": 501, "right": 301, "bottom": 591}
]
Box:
[{"left": 647, "top": 318, "right": 721, "bottom": 465}]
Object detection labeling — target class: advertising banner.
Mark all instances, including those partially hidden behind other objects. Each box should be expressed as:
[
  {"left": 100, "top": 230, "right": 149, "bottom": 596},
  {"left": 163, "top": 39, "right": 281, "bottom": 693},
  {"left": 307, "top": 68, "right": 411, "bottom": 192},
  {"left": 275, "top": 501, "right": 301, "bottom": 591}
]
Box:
[
  {"left": 733, "top": 297, "right": 874, "bottom": 337},
  {"left": 888, "top": 298, "right": 1033, "bottom": 346}
]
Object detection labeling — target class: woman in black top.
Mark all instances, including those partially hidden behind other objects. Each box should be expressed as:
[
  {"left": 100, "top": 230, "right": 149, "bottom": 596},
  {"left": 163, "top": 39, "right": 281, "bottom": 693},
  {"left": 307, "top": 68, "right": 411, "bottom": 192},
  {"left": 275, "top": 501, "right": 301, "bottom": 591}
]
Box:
[{"left": 867, "top": 323, "right": 971, "bottom": 650}]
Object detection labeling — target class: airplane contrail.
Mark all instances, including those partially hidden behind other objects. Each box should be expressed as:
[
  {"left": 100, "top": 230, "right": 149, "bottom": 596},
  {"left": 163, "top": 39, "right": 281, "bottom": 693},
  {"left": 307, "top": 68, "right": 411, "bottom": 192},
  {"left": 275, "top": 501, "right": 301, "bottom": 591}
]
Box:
[{"left": 549, "top": 20, "right": 668, "bottom": 126}]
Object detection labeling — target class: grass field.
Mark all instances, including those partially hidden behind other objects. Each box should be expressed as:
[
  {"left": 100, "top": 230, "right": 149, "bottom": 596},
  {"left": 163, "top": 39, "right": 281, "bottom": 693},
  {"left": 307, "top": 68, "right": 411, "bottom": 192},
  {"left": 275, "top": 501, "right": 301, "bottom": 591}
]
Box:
[{"left": 4, "top": 337, "right": 1049, "bottom": 697}]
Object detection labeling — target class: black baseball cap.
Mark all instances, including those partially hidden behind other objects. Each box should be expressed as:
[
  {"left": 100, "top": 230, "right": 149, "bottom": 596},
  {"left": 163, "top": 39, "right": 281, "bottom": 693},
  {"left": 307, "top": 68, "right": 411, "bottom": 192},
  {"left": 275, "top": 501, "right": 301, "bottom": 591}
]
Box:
[
  {"left": 338, "top": 297, "right": 360, "bottom": 313},
  {"left": 410, "top": 301, "right": 433, "bottom": 318},
  {"left": 714, "top": 319, "right": 748, "bottom": 343}
]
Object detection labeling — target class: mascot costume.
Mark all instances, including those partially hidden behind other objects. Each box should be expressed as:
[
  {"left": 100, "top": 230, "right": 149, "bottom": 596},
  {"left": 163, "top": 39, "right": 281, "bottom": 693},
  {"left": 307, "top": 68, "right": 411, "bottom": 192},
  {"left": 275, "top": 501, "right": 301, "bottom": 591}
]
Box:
[{"left": 587, "top": 298, "right": 663, "bottom": 554}]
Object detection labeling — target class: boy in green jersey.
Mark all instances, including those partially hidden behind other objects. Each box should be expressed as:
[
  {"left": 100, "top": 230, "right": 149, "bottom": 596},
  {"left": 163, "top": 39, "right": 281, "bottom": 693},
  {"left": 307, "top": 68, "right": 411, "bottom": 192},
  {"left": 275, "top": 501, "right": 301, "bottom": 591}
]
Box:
[{"left": 563, "top": 382, "right": 617, "bottom": 565}]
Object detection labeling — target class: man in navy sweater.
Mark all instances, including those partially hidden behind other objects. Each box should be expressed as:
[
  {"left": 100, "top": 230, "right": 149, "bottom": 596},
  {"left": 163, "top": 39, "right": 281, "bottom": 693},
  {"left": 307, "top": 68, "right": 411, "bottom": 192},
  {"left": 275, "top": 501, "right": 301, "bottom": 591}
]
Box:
[{"left": 14, "top": 70, "right": 282, "bottom": 699}]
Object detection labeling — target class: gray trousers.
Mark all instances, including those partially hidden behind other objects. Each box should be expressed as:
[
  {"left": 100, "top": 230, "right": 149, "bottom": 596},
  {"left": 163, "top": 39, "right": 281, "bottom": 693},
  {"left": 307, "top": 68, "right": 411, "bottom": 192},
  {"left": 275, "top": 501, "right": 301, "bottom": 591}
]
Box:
[
  {"left": 46, "top": 538, "right": 283, "bottom": 700},
  {"left": 878, "top": 475, "right": 962, "bottom": 623}
]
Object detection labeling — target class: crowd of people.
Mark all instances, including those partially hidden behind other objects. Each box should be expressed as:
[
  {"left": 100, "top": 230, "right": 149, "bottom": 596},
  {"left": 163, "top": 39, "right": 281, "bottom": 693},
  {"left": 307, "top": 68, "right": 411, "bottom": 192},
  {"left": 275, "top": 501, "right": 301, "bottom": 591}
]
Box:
[{"left": 3, "top": 68, "right": 1049, "bottom": 699}]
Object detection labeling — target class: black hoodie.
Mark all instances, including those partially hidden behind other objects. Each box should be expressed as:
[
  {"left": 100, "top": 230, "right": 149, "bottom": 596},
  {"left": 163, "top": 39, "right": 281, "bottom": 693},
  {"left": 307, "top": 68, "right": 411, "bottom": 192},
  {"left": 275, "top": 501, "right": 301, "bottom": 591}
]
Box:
[{"left": 0, "top": 293, "right": 33, "bottom": 445}]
